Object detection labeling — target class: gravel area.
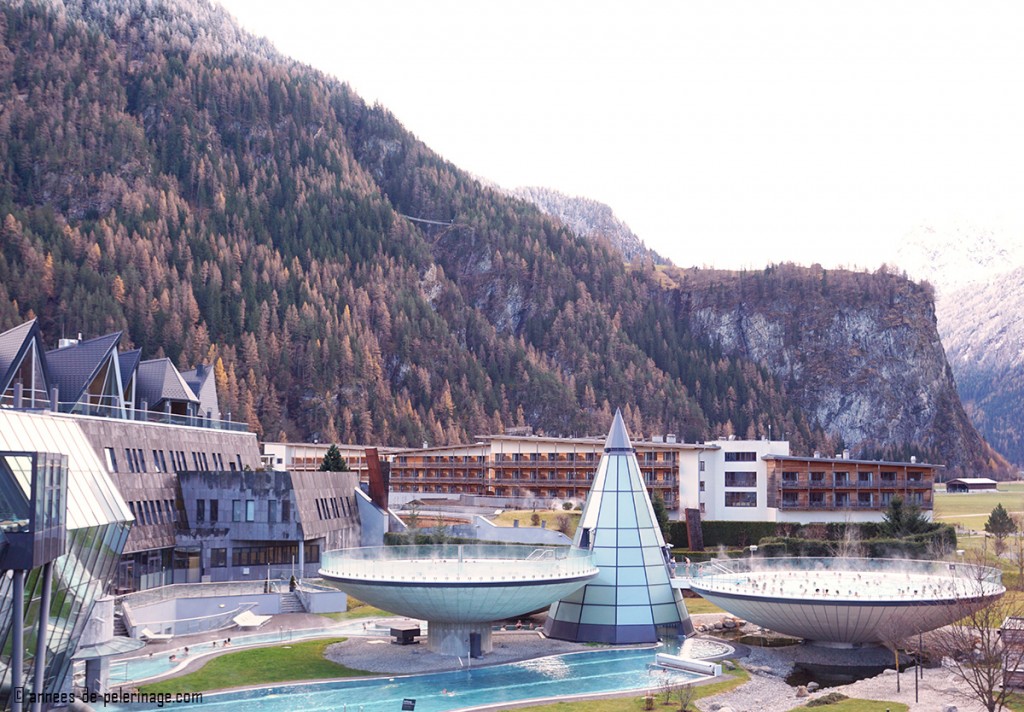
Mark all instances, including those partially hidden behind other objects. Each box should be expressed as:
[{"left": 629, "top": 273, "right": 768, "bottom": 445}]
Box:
[
  {"left": 696, "top": 645, "right": 992, "bottom": 712},
  {"left": 324, "top": 631, "right": 613, "bottom": 674}
]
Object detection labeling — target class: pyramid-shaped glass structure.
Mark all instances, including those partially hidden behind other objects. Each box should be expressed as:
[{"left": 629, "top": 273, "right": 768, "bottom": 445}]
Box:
[{"left": 543, "top": 410, "right": 694, "bottom": 643}]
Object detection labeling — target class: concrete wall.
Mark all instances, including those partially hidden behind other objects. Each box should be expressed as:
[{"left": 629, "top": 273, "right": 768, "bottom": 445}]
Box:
[
  {"left": 126, "top": 592, "right": 281, "bottom": 636},
  {"left": 295, "top": 586, "right": 348, "bottom": 614},
  {"left": 355, "top": 488, "right": 387, "bottom": 547}
]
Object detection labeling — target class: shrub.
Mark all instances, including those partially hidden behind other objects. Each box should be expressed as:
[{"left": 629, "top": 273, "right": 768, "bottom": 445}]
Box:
[
  {"left": 805, "top": 692, "right": 848, "bottom": 706},
  {"left": 562, "top": 502, "right": 573, "bottom": 511}
]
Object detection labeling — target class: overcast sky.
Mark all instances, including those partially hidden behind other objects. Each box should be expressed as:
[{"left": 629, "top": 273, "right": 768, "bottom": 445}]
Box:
[{"left": 216, "top": 0, "right": 1024, "bottom": 271}]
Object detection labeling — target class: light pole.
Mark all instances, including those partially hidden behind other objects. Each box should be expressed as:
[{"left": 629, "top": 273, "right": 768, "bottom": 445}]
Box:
[{"left": 748, "top": 544, "right": 758, "bottom": 561}]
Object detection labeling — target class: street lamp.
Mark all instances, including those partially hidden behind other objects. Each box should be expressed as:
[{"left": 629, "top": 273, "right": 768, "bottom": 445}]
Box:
[{"left": 748, "top": 544, "right": 758, "bottom": 560}]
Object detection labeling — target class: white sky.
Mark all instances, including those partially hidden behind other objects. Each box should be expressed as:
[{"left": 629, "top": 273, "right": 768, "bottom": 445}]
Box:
[{"left": 216, "top": 0, "right": 1024, "bottom": 271}]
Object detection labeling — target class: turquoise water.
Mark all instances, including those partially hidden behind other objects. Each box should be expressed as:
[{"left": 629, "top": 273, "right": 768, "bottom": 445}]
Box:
[{"left": 111, "top": 646, "right": 702, "bottom": 711}]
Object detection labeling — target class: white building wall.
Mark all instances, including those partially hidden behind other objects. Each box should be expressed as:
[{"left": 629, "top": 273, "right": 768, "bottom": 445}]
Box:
[{"left": 702, "top": 438, "right": 790, "bottom": 522}]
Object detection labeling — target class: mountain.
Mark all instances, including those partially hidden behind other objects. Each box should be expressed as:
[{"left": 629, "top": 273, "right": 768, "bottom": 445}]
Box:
[
  {"left": 939, "top": 267, "right": 1024, "bottom": 468},
  {"left": 662, "top": 263, "right": 1013, "bottom": 478},
  {"left": 510, "top": 187, "right": 667, "bottom": 266},
  {"left": 0, "top": 0, "right": 1003, "bottom": 477},
  {"left": 894, "top": 223, "right": 1024, "bottom": 469}
]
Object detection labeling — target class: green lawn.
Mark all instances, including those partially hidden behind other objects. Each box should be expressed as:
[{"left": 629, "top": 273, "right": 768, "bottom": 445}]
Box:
[
  {"left": 933, "top": 483, "right": 1024, "bottom": 526},
  {"left": 513, "top": 665, "right": 748, "bottom": 711},
  {"left": 323, "top": 597, "right": 391, "bottom": 621},
  {"left": 492, "top": 509, "right": 581, "bottom": 536},
  {"left": 139, "top": 638, "right": 369, "bottom": 693},
  {"left": 681, "top": 596, "right": 725, "bottom": 615}
]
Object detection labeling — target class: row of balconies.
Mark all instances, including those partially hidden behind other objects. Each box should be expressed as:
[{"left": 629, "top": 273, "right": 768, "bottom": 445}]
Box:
[{"left": 779, "top": 479, "right": 930, "bottom": 490}]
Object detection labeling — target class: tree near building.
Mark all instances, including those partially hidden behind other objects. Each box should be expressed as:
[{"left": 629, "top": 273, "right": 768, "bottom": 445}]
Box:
[
  {"left": 318, "top": 444, "right": 350, "bottom": 472},
  {"left": 879, "top": 495, "right": 930, "bottom": 538},
  {"left": 652, "top": 492, "right": 670, "bottom": 539},
  {"left": 927, "top": 555, "right": 1024, "bottom": 712},
  {"left": 985, "top": 503, "right": 1017, "bottom": 556}
]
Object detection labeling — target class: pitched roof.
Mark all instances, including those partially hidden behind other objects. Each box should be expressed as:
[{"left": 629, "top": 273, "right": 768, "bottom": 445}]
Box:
[
  {"left": 180, "top": 364, "right": 211, "bottom": 396},
  {"left": 0, "top": 320, "right": 44, "bottom": 393},
  {"left": 180, "top": 364, "right": 219, "bottom": 418},
  {"left": 45, "top": 332, "right": 122, "bottom": 405},
  {"left": 118, "top": 348, "right": 142, "bottom": 385},
  {"left": 135, "top": 358, "right": 199, "bottom": 408}
]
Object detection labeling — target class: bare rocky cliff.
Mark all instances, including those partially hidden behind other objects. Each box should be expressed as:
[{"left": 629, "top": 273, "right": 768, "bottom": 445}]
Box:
[{"left": 666, "top": 264, "right": 1012, "bottom": 478}]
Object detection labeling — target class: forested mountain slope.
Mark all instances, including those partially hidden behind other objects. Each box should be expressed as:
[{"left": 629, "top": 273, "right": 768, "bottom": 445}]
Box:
[
  {"left": 0, "top": 0, "right": 1004, "bottom": 476},
  {"left": 510, "top": 186, "right": 667, "bottom": 266}
]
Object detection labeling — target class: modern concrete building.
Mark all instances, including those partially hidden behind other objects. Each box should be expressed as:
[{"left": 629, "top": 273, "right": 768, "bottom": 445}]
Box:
[{"left": 176, "top": 468, "right": 360, "bottom": 581}]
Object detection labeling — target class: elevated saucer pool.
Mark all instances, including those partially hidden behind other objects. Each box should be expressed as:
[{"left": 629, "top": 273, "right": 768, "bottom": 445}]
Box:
[
  {"left": 320, "top": 544, "right": 598, "bottom": 656},
  {"left": 687, "top": 556, "right": 1005, "bottom": 646}
]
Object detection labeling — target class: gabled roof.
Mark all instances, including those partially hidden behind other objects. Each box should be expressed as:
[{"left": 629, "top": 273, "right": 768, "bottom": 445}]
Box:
[
  {"left": 118, "top": 348, "right": 142, "bottom": 385},
  {"left": 45, "top": 332, "right": 122, "bottom": 405},
  {"left": 136, "top": 358, "right": 199, "bottom": 408},
  {"left": 947, "top": 477, "right": 999, "bottom": 485},
  {"left": 181, "top": 364, "right": 219, "bottom": 418},
  {"left": 0, "top": 320, "right": 48, "bottom": 393},
  {"left": 180, "top": 364, "right": 212, "bottom": 397}
]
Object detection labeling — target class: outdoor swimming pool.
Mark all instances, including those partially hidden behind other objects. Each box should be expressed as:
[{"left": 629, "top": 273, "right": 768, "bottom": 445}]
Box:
[{"left": 110, "top": 646, "right": 704, "bottom": 711}]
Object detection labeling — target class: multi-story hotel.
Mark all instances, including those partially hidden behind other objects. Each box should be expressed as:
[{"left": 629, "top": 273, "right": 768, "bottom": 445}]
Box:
[{"left": 265, "top": 434, "right": 938, "bottom": 524}]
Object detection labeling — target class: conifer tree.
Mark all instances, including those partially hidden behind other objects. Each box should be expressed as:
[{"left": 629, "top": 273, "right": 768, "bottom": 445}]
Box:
[{"left": 318, "top": 444, "right": 350, "bottom": 472}]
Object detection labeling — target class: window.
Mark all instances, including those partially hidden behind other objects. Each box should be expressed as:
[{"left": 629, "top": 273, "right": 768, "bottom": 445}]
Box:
[
  {"left": 232, "top": 500, "right": 242, "bottom": 522},
  {"left": 782, "top": 492, "right": 799, "bottom": 506},
  {"left": 724, "top": 491, "right": 757, "bottom": 507},
  {"left": 236, "top": 454, "right": 243, "bottom": 470},
  {"left": 210, "top": 548, "right": 227, "bottom": 567},
  {"left": 152, "top": 450, "right": 162, "bottom": 472},
  {"left": 699, "top": 481, "right": 705, "bottom": 492},
  {"left": 835, "top": 492, "right": 851, "bottom": 507},
  {"left": 245, "top": 500, "right": 255, "bottom": 522},
  {"left": 137, "top": 449, "right": 147, "bottom": 471},
  {"left": 858, "top": 472, "right": 872, "bottom": 483},
  {"left": 104, "top": 447, "right": 118, "bottom": 473},
  {"left": 196, "top": 499, "right": 205, "bottom": 523},
  {"left": 724, "top": 452, "right": 757, "bottom": 462},
  {"left": 810, "top": 471, "right": 825, "bottom": 483},
  {"left": 209, "top": 499, "right": 219, "bottom": 522},
  {"left": 331, "top": 498, "right": 340, "bottom": 518},
  {"left": 125, "top": 448, "right": 136, "bottom": 473},
  {"left": 699, "top": 460, "right": 706, "bottom": 472},
  {"left": 725, "top": 472, "right": 757, "bottom": 487},
  {"left": 281, "top": 500, "right": 291, "bottom": 522},
  {"left": 201, "top": 453, "right": 209, "bottom": 470},
  {"left": 834, "top": 471, "right": 850, "bottom": 485},
  {"left": 268, "top": 500, "right": 278, "bottom": 523},
  {"left": 881, "top": 471, "right": 896, "bottom": 483},
  {"left": 809, "top": 492, "right": 825, "bottom": 506},
  {"left": 165, "top": 499, "right": 176, "bottom": 523},
  {"left": 858, "top": 492, "right": 873, "bottom": 507}
]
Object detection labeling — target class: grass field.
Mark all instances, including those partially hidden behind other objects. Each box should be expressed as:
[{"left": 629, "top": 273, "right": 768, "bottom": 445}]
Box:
[
  {"left": 323, "top": 597, "right": 391, "bottom": 621},
  {"left": 933, "top": 482, "right": 1024, "bottom": 528},
  {"left": 138, "top": 638, "right": 369, "bottom": 693},
  {"left": 492, "top": 509, "right": 581, "bottom": 536}
]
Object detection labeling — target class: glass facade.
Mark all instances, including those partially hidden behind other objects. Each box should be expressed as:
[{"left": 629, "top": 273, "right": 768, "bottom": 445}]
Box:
[
  {"left": 0, "top": 411, "right": 133, "bottom": 710},
  {"left": 544, "top": 411, "right": 693, "bottom": 644}
]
